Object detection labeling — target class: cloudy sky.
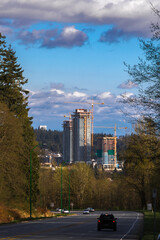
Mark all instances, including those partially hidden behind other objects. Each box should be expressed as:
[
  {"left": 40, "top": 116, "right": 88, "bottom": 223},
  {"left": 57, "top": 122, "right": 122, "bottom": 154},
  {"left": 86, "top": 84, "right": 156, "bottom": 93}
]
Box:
[{"left": 0, "top": 0, "right": 159, "bottom": 135}]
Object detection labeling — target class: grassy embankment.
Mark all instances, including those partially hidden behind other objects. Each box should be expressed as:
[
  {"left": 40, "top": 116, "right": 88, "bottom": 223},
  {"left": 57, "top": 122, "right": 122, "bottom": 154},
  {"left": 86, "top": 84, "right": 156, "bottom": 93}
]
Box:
[
  {"left": 0, "top": 205, "right": 63, "bottom": 224},
  {"left": 142, "top": 211, "right": 160, "bottom": 240}
]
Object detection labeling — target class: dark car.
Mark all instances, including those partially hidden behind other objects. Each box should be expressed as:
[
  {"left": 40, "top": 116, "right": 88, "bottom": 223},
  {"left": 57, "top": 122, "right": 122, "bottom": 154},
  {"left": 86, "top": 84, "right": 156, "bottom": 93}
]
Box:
[{"left": 97, "top": 213, "right": 117, "bottom": 231}]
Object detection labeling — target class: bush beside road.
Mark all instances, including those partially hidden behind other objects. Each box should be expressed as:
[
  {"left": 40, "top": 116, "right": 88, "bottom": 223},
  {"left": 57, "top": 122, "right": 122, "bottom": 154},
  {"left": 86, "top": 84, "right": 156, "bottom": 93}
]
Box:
[{"left": 142, "top": 211, "right": 160, "bottom": 240}]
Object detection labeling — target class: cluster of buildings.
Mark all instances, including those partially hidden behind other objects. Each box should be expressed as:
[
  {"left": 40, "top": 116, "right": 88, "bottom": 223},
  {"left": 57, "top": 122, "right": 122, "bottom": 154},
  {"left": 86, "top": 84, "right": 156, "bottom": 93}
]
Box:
[
  {"left": 63, "top": 109, "right": 121, "bottom": 170},
  {"left": 38, "top": 110, "right": 122, "bottom": 170}
]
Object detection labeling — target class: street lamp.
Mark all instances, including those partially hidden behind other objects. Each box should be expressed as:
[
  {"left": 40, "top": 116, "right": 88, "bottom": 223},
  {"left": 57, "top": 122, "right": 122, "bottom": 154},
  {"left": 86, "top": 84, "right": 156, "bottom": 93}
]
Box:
[{"left": 30, "top": 144, "right": 39, "bottom": 219}]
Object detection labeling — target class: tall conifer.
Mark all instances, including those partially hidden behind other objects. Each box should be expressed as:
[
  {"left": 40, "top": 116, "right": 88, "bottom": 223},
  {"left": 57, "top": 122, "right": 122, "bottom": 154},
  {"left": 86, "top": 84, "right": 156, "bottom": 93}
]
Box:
[{"left": 0, "top": 33, "right": 39, "bottom": 207}]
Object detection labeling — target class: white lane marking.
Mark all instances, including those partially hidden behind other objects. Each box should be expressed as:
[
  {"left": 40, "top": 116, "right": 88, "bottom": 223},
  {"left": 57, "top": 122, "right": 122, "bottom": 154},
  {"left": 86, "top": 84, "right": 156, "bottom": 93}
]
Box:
[{"left": 120, "top": 213, "right": 139, "bottom": 240}]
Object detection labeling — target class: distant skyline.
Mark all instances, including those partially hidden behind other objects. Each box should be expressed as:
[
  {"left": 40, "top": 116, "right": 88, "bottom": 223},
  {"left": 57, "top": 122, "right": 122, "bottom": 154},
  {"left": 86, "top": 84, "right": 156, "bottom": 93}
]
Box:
[{"left": 0, "top": 0, "right": 159, "bottom": 135}]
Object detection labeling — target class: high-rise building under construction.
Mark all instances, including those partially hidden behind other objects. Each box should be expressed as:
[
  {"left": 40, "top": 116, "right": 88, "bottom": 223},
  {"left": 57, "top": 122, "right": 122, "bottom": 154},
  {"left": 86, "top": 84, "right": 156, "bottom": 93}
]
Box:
[
  {"left": 72, "top": 109, "right": 91, "bottom": 163},
  {"left": 63, "top": 120, "right": 73, "bottom": 164},
  {"left": 63, "top": 109, "right": 91, "bottom": 163},
  {"left": 97, "top": 137, "right": 115, "bottom": 169}
]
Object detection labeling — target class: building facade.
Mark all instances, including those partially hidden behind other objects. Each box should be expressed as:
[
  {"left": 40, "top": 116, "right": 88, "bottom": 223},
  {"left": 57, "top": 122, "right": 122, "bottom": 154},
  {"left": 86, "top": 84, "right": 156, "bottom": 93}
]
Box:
[
  {"left": 72, "top": 109, "right": 91, "bottom": 163},
  {"left": 97, "top": 137, "right": 115, "bottom": 169},
  {"left": 63, "top": 109, "right": 91, "bottom": 164},
  {"left": 63, "top": 120, "right": 73, "bottom": 164},
  {"left": 39, "top": 125, "right": 47, "bottom": 130}
]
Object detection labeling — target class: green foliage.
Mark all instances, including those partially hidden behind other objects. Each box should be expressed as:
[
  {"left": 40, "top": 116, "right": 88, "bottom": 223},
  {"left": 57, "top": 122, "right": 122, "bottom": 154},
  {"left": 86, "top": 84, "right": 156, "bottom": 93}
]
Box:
[
  {"left": 142, "top": 211, "right": 160, "bottom": 240},
  {"left": 0, "top": 33, "right": 39, "bottom": 207},
  {"left": 0, "top": 103, "right": 26, "bottom": 204},
  {"left": 34, "top": 128, "right": 63, "bottom": 152},
  {"left": 38, "top": 163, "right": 142, "bottom": 210}
]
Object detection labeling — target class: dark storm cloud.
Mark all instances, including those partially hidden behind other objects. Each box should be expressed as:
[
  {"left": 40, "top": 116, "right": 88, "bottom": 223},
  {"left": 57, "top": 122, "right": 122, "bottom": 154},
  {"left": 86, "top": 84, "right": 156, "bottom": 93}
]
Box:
[
  {"left": 0, "top": 0, "right": 159, "bottom": 42},
  {"left": 41, "top": 26, "right": 88, "bottom": 48},
  {"left": 99, "top": 27, "right": 145, "bottom": 44},
  {"left": 16, "top": 28, "right": 58, "bottom": 46},
  {"left": 15, "top": 26, "right": 88, "bottom": 48}
]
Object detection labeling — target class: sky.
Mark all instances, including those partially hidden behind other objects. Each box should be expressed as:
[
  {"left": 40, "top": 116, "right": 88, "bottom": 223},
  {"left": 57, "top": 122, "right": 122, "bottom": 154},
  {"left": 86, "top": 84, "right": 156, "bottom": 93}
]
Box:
[{"left": 0, "top": 0, "right": 159, "bottom": 136}]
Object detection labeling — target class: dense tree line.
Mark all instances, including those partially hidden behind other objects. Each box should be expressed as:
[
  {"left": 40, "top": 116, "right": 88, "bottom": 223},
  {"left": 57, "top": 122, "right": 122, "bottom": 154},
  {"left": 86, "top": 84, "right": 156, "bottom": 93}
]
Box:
[
  {"left": 0, "top": 33, "right": 39, "bottom": 209},
  {"left": 34, "top": 128, "right": 63, "bottom": 153},
  {"left": 34, "top": 129, "right": 112, "bottom": 157}
]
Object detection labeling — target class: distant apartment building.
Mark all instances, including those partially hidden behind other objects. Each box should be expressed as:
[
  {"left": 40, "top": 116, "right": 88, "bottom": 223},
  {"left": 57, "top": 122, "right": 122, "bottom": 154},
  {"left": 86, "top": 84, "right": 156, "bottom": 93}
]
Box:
[
  {"left": 39, "top": 125, "right": 47, "bottom": 130},
  {"left": 72, "top": 109, "right": 91, "bottom": 163},
  {"left": 63, "top": 120, "right": 73, "bottom": 164},
  {"left": 63, "top": 109, "right": 92, "bottom": 163}
]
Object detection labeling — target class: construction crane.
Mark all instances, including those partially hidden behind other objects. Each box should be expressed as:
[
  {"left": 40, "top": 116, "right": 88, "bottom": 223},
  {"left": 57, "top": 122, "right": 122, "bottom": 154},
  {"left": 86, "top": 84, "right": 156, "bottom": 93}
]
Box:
[
  {"left": 64, "top": 101, "right": 104, "bottom": 154},
  {"left": 64, "top": 112, "right": 71, "bottom": 121},
  {"left": 94, "top": 124, "right": 127, "bottom": 168}
]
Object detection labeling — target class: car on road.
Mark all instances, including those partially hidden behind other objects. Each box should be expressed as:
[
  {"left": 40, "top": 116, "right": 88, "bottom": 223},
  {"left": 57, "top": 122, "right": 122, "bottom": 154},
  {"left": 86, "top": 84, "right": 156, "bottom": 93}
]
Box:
[
  {"left": 87, "top": 207, "right": 95, "bottom": 212},
  {"left": 56, "top": 208, "right": 61, "bottom": 212},
  {"left": 97, "top": 213, "right": 117, "bottom": 231},
  {"left": 83, "top": 209, "right": 90, "bottom": 214},
  {"left": 62, "top": 208, "right": 69, "bottom": 213}
]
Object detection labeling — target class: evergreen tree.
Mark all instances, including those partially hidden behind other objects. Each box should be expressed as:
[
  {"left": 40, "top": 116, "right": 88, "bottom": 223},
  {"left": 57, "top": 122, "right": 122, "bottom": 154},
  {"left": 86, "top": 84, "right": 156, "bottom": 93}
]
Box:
[
  {"left": 0, "top": 33, "right": 39, "bottom": 207},
  {"left": 0, "top": 102, "right": 26, "bottom": 205}
]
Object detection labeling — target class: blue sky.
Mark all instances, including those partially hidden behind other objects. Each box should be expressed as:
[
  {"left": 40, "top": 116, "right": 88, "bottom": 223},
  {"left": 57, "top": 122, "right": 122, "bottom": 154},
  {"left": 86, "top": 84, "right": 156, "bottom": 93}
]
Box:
[{"left": 0, "top": 0, "right": 159, "bottom": 136}]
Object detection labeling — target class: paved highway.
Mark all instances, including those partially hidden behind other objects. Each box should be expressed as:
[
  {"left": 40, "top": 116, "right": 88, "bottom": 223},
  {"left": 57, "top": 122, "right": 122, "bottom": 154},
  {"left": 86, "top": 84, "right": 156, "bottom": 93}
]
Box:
[{"left": 0, "top": 211, "right": 143, "bottom": 240}]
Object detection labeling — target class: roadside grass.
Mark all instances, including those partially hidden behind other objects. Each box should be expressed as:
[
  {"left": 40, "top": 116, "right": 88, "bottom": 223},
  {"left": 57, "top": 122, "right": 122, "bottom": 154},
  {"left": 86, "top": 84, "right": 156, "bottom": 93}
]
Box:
[
  {"left": 0, "top": 204, "right": 72, "bottom": 224},
  {"left": 142, "top": 211, "right": 160, "bottom": 240}
]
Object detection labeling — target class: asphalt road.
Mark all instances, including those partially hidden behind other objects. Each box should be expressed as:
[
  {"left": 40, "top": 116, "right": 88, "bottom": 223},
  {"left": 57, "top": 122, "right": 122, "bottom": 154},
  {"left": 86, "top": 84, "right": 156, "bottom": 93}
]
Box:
[{"left": 0, "top": 211, "right": 143, "bottom": 240}]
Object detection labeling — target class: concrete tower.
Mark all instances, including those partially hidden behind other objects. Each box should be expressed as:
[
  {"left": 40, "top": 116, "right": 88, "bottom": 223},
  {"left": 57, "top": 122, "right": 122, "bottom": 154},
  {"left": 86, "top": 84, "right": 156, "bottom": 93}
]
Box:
[
  {"left": 63, "top": 120, "right": 73, "bottom": 164},
  {"left": 72, "top": 109, "right": 91, "bottom": 163}
]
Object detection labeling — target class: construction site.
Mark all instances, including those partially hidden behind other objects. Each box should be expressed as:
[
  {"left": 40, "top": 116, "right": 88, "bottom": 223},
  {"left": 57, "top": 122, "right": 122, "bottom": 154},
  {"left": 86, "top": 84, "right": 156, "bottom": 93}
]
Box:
[{"left": 63, "top": 105, "right": 126, "bottom": 170}]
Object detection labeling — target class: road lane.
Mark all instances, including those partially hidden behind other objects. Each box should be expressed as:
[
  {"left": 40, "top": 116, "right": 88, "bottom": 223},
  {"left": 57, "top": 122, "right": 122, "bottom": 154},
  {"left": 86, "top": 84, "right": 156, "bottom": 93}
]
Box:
[{"left": 0, "top": 211, "right": 143, "bottom": 240}]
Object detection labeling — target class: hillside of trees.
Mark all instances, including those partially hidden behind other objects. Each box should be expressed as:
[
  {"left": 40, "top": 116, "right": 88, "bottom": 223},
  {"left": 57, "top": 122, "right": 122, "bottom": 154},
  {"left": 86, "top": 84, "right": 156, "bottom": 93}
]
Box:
[
  {"left": 34, "top": 128, "right": 63, "bottom": 153},
  {"left": 34, "top": 128, "right": 113, "bottom": 156}
]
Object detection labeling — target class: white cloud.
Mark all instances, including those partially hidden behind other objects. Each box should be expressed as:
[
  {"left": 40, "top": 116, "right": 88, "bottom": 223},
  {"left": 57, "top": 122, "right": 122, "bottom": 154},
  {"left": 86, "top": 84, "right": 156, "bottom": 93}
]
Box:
[
  {"left": 121, "top": 92, "right": 134, "bottom": 98},
  {"left": 118, "top": 80, "right": 138, "bottom": 89},
  {"left": 67, "top": 91, "right": 87, "bottom": 98},
  {"left": 72, "top": 91, "right": 87, "bottom": 97},
  {"left": 98, "top": 91, "right": 113, "bottom": 99},
  {"left": 28, "top": 84, "right": 134, "bottom": 131},
  {"left": 117, "top": 92, "right": 134, "bottom": 100},
  {"left": 50, "top": 89, "right": 64, "bottom": 94}
]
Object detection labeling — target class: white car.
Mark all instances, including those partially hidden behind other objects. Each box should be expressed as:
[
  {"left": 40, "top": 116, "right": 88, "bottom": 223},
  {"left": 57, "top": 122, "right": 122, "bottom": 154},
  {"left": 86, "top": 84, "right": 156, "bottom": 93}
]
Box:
[
  {"left": 62, "top": 208, "right": 69, "bottom": 213},
  {"left": 56, "top": 208, "right": 61, "bottom": 212},
  {"left": 83, "top": 209, "right": 89, "bottom": 214}
]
